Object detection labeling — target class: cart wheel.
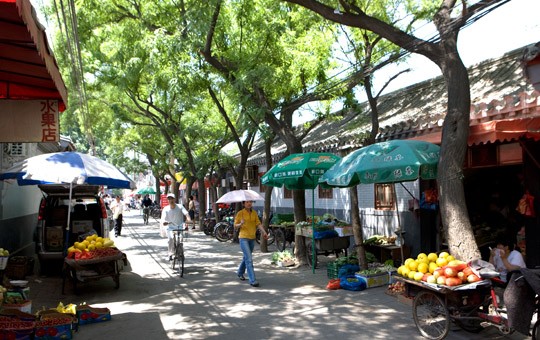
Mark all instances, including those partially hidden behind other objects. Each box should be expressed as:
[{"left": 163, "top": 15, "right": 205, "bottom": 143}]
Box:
[
  {"left": 273, "top": 229, "right": 286, "bottom": 252},
  {"left": 305, "top": 241, "right": 318, "bottom": 268},
  {"left": 412, "top": 291, "right": 450, "bottom": 340}
]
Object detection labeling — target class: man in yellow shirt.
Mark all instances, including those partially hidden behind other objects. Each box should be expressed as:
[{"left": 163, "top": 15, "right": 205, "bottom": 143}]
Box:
[{"left": 234, "top": 200, "right": 267, "bottom": 287}]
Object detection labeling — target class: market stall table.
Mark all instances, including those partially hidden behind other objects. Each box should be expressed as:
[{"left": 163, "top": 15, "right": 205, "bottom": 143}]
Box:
[{"left": 62, "top": 249, "right": 125, "bottom": 294}]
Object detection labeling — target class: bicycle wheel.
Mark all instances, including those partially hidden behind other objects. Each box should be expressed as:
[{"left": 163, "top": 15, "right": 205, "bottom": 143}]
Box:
[
  {"left": 412, "top": 291, "right": 450, "bottom": 340},
  {"left": 174, "top": 243, "right": 185, "bottom": 277},
  {"left": 273, "top": 228, "right": 286, "bottom": 251},
  {"left": 305, "top": 240, "right": 318, "bottom": 268},
  {"left": 256, "top": 228, "right": 275, "bottom": 245},
  {"left": 203, "top": 220, "right": 215, "bottom": 236},
  {"left": 214, "top": 222, "right": 230, "bottom": 242}
]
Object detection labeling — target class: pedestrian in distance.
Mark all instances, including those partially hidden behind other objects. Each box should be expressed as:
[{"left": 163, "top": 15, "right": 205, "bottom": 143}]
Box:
[
  {"left": 234, "top": 200, "right": 267, "bottom": 287},
  {"left": 110, "top": 195, "right": 124, "bottom": 237},
  {"left": 188, "top": 195, "right": 196, "bottom": 229},
  {"left": 160, "top": 193, "right": 192, "bottom": 261}
]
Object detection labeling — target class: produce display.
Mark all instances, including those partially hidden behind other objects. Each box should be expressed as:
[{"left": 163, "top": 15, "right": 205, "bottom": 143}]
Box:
[
  {"left": 271, "top": 250, "right": 294, "bottom": 264},
  {"left": 364, "top": 235, "right": 397, "bottom": 245},
  {"left": 0, "top": 248, "right": 9, "bottom": 256},
  {"left": 66, "top": 234, "right": 117, "bottom": 260},
  {"left": 387, "top": 281, "right": 406, "bottom": 295},
  {"left": 396, "top": 251, "right": 481, "bottom": 287}
]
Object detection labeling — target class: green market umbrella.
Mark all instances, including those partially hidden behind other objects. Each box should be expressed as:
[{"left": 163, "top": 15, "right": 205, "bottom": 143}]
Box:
[
  {"left": 262, "top": 152, "right": 341, "bottom": 273},
  {"left": 319, "top": 140, "right": 440, "bottom": 187},
  {"left": 137, "top": 186, "right": 156, "bottom": 195},
  {"left": 319, "top": 140, "right": 440, "bottom": 262}
]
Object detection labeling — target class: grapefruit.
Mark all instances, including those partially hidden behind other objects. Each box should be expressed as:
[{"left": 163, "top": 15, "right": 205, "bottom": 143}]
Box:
[
  {"left": 417, "top": 262, "right": 429, "bottom": 274},
  {"left": 427, "top": 253, "right": 438, "bottom": 262},
  {"left": 408, "top": 260, "right": 419, "bottom": 271}
]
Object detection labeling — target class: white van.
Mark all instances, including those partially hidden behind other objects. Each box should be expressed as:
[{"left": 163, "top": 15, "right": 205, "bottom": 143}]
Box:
[{"left": 35, "top": 184, "right": 110, "bottom": 272}]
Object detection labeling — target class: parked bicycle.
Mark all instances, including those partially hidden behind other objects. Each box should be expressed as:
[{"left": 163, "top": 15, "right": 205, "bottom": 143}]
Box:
[
  {"left": 150, "top": 204, "right": 162, "bottom": 219},
  {"left": 214, "top": 217, "right": 235, "bottom": 242},
  {"left": 202, "top": 209, "right": 217, "bottom": 236}
]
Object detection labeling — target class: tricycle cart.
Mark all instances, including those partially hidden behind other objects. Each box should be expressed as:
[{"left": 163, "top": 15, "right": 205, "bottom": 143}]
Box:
[
  {"left": 62, "top": 250, "right": 125, "bottom": 294},
  {"left": 394, "top": 272, "right": 540, "bottom": 340},
  {"left": 395, "top": 275, "right": 496, "bottom": 339},
  {"left": 303, "top": 235, "right": 350, "bottom": 268},
  {"left": 269, "top": 224, "right": 295, "bottom": 252}
]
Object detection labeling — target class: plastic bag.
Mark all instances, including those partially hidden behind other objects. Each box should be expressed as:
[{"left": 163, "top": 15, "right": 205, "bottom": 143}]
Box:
[
  {"left": 338, "top": 264, "right": 360, "bottom": 278},
  {"left": 326, "top": 279, "right": 341, "bottom": 290},
  {"left": 516, "top": 191, "right": 535, "bottom": 217},
  {"left": 469, "top": 259, "right": 499, "bottom": 279},
  {"left": 340, "top": 276, "right": 366, "bottom": 291}
]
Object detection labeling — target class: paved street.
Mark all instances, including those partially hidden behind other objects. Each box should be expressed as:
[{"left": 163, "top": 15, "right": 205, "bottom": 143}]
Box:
[{"left": 25, "top": 210, "right": 530, "bottom": 339}]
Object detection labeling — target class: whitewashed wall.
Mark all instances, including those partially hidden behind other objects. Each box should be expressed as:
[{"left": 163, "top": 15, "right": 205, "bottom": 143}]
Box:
[{"left": 248, "top": 164, "right": 421, "bottom": 240}]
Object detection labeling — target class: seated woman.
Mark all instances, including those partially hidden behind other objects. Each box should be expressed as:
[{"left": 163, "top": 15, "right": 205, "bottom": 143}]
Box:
[{"left": 488, "top": 238, "right": 526, "bottom": 282}]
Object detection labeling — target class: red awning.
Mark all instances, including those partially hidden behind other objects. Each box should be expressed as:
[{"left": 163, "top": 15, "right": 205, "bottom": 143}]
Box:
[
  {"left": 468, "top": 117, "right": 540, "bottom": 146},
  {"left": 0, "top": 0, "right": 67, "bottom": 109}
]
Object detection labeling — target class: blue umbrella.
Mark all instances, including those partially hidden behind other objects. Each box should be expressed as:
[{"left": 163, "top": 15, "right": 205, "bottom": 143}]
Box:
[
  {"left": 0, "top": 152, "right": 136, "bottom": 250},
  {"left": 0, "top": 151, "right": 135, "bottom": 189}
]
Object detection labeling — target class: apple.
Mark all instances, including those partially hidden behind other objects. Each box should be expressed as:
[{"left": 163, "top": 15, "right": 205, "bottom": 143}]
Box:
[
  {"left": 457, "top": 271, "right": 466, "bottom": 282},
  {"left": 433, "top": 268, "right": 443, "bottom": 279},
  {"left": 426, "top": 275, "right": 437, "bottom": 284}
]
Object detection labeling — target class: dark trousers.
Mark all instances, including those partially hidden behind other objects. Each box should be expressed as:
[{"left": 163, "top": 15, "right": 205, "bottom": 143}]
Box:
[{"left": 115, "top": 214, "right": 123, "bottom": 236}]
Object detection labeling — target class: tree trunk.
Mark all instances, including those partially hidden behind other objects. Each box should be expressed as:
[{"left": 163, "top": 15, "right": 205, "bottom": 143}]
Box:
[
  {"left": 350, "top": 186, "right": 368, "bottom": 269},
  {"left": 293, "top": 189, "right": 308, "bottom": 264},
  {"left": 438, "top": 49, "right": 480, "bottom": 262},
  {"left": 197, "top": 178, "right": 206, "bottom": 228}
]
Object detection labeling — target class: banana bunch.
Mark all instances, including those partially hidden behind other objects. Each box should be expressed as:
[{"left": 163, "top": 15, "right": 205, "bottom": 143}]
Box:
[{"left": 55, "top": 302, "right": 77, "bottom": 315}]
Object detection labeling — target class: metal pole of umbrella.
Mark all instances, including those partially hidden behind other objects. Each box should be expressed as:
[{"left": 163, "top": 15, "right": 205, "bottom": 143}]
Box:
[
  {"left": 312, "top": 188, "right": 315, "bottom": 274},
  {"left": 393, "top": 187, "right": 404, "bottom": 264},
  {"left": 64, "top": 183, "right": 73, "bottom": 256}
]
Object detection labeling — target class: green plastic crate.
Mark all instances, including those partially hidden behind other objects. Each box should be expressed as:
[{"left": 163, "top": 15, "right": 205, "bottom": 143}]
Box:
[{"left": 327, "top": 261, "right": 342, "bottom": 279}]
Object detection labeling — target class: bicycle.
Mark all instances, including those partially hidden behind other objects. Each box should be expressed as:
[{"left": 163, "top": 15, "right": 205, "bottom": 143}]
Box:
[
  {"left": 150, "top": 205, "right": 162, "bottom": 219},
  {"left": 214, "top": 218, "right": 234, "bottom": 242},
  {"left": 255, "top": 227, "right": 276, "bottom": 246},
  {"left": 202, "top": 209, "right": 217, "bottom": 236},
  {"left": 142, "top": 206, "right": 150, "bottom": 225},
  {"left": 168, "top": 223, "right": 187, "bottom": 277}
]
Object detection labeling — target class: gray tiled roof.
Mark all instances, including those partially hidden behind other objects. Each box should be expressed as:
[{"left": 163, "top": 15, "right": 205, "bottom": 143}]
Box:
[{"left": 247, "top": 44, "right": 538, "bottom": 166}]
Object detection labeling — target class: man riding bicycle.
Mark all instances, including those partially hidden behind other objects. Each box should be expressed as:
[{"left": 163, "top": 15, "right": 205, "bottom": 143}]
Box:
[{"left": 142, "top": 194, "right": 153, "bottom": 225}]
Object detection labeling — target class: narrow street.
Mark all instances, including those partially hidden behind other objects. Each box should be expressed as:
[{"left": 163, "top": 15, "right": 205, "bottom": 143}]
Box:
[{"left": 26, "top": 210, "right": 528, "bottom": 339}]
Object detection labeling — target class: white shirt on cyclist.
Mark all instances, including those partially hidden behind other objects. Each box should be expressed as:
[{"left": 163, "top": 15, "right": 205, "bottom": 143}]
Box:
[{"left": 160, "top": 200, "right": 190, "bottom": 257}]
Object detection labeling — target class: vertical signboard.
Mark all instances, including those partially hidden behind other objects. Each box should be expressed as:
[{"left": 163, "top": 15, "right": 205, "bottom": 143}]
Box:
[{"left": 0, "top": 100, "right": 59, "bottom": 142}]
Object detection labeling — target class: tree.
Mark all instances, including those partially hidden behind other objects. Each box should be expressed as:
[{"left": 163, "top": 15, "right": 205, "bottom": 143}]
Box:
[
  {"left": 199, "top": 0, "right": 371, "bottom": 263},
  {"left": 281, "top": 0, "right": 510, "bottom": 261}
]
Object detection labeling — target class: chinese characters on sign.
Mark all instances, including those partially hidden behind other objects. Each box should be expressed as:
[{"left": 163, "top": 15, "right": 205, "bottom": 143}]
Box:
[
  {"left": 0, "top": 100, "right": 59, "bottom": 142},
  {"left": 40, "top": 100, "right": 58, "bottom": 141}
]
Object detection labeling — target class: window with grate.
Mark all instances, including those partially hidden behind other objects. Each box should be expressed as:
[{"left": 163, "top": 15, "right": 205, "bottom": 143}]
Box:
[
  {"left": 374, "top": 183, "right": 395, "bottom": 210},
  {"left": 3, "top": 143, "right": 26, "bottom": 156},
  {"left": 318, "top": 186, "right": 333, "bottom": 199}
]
